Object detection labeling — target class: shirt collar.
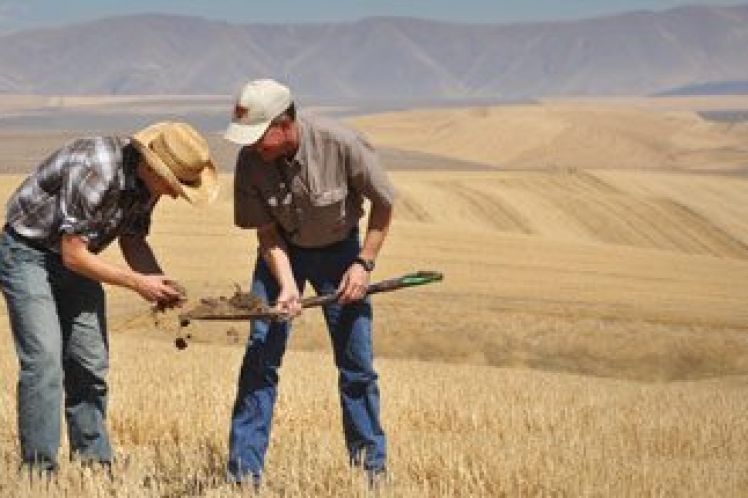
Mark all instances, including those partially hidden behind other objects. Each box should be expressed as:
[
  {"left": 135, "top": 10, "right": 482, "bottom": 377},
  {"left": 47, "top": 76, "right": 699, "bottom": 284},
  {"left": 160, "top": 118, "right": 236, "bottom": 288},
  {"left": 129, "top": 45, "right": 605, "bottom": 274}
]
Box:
[
  {"left": 290, "top": 115, "right": 309, "bottom": 167},
  {"left": 122, "top": 141, "right": 149, "bottom": 199}
]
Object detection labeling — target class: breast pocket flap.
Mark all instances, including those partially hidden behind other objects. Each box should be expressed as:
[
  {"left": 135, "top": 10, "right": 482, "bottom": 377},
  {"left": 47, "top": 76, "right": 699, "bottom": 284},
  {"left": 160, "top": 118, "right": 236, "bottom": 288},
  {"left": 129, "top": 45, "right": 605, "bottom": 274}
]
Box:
[{"left": 310, "top": 187, "right": 347, "bottom": 207}]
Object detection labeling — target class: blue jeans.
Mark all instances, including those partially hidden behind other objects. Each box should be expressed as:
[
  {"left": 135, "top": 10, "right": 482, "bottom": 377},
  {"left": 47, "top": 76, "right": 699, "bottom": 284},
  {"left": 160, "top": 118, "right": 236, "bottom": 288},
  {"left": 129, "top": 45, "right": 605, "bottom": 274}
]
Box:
[
  {"left": 0, "top": 230, "right": 112, "bottom": 470},
  {"left": 228, "top": 230, "right": 386, "bottom": 482}
]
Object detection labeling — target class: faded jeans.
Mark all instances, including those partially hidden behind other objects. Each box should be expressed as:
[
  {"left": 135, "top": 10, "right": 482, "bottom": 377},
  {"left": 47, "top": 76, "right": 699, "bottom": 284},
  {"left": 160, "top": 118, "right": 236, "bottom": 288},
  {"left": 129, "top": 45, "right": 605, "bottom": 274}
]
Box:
[
  {"left": 0, "top": 229, "right": 112, "bottom": 471},
  {"left": 227, "top": 229, "right": 387, "bottom": 482}
]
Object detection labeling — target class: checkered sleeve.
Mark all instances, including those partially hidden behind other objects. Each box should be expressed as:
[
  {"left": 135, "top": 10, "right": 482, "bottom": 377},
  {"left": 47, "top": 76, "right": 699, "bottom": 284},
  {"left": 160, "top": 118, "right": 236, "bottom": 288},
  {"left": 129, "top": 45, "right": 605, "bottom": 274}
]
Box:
[{"left": 58, "top": 139, "right": 118, "bottom": 239}]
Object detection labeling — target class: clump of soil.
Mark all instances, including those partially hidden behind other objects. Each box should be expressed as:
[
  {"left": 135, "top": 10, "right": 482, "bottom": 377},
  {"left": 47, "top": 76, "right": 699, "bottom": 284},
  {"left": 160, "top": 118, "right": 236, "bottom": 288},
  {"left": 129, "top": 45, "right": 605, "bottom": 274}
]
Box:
[{"left": 179, "top": 287, "right": 272, "bottom": 325}]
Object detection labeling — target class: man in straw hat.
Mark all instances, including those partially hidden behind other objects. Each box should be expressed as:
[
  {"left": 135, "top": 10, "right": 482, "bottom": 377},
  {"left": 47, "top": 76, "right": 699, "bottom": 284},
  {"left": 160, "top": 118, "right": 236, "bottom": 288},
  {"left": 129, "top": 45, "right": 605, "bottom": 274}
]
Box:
[
  {"left": 224, "top": 79, "right": 395, "bottom": 488},
  {"left": 0, "top": 121, "right": 219, "bottom": 475}
]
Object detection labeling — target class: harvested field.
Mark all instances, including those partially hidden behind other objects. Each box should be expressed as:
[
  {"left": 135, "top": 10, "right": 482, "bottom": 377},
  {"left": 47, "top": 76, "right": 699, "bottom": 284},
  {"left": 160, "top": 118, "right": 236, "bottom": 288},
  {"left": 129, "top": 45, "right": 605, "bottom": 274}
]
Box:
[
  {"left": 351, "top": 103, "right": 748, "bottom": 171},
  {"left": 2, "top": 335, "right": 747, "bottom": 497},
  {"left": 55, "top": 168, "right": 746, "bottom": 368},
  {"left": 1, "top": 100, "right": 748, "bottom": 496}
]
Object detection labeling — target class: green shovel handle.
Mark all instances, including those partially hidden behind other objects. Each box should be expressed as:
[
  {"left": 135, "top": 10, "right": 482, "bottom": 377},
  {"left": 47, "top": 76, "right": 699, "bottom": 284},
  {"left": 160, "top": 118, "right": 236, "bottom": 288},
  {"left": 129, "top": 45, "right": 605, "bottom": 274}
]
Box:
[{"left": 301, "top": 271, "right": 444, "bottom": 308}]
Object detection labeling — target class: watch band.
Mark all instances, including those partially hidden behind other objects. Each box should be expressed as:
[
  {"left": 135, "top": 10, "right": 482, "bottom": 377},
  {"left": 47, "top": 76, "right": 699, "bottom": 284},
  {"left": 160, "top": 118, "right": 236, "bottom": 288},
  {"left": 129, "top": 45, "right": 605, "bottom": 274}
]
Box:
[{"left": 353, "top": 256, "right": 375, "bottom": 272}]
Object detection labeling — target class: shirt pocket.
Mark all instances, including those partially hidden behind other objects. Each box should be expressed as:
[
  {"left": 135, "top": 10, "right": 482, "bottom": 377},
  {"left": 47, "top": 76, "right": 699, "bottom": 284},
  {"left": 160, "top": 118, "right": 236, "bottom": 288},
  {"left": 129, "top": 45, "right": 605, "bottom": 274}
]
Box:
[
  {"left": 308, "top": 186, "right": 347, "bottom": 228},
  {"left": 261, "top": 184, "right": 299, "bottom": 234}
]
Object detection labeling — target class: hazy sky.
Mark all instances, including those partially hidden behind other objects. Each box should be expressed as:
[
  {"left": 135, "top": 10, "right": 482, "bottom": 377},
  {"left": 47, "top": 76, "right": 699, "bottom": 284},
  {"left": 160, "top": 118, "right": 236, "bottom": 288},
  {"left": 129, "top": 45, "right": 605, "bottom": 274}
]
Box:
[{"left": 0, "top": 0, "right": 744, "bottom": 31}]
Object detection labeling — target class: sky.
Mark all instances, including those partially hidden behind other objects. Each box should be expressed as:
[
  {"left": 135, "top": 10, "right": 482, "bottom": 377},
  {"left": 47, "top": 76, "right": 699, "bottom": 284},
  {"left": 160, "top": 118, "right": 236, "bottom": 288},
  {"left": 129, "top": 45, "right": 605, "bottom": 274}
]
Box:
[{"left": 0, "top": 0, "right": 745, "bottom": 32}]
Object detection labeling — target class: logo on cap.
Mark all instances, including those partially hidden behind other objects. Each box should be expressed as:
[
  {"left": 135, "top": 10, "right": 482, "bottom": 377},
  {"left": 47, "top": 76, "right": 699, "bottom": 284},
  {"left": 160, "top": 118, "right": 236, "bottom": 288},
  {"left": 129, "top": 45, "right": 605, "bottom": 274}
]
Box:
[{"left": 234, "top": 105, "right": 249, "bottom": 122}]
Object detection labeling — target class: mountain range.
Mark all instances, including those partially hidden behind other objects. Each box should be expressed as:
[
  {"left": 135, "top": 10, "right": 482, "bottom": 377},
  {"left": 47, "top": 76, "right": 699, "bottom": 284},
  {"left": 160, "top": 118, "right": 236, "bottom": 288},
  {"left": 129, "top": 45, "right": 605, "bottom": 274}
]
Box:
[{"left": 0, "top": 4, "right": 747, "bottom": 99}]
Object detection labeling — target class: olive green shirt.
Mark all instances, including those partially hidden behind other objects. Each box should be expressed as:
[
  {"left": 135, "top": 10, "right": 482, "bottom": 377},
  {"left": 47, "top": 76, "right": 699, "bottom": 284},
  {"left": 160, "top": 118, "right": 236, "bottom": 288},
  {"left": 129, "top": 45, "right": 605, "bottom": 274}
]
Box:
[{"left": 234, "top": 113, "right": 396, "bottom": 247}]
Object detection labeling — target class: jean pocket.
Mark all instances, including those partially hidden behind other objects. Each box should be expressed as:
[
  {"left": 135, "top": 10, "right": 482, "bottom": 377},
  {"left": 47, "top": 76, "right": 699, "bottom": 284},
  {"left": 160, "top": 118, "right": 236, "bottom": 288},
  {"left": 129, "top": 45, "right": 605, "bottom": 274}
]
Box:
[
  {"left": 1, "top": 238, "right": 47, "bottom": 270},
  {"left": 0, "top": 234, "right": 19, "bottom": 267}
]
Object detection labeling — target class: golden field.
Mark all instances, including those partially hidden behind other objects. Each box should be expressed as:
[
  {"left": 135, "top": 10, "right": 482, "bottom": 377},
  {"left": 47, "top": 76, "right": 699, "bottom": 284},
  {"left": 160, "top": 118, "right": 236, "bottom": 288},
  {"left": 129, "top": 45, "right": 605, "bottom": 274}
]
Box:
[
  {"left": 1, "top": 98, "right": 748, "bottom": 496},
  {"left": 350, "top": 101, "right": 748, "bottom": 171}
]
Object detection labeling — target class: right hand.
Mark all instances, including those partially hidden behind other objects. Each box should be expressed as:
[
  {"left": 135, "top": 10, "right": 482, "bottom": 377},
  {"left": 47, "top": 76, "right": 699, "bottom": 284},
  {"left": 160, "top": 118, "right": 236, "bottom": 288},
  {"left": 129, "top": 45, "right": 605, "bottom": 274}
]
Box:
[
  {"left": 133, "top": 274, "right": 185, "bottom": 308},
  {"left": 274, "top": 285, "right": 302, "bottom": 318}
]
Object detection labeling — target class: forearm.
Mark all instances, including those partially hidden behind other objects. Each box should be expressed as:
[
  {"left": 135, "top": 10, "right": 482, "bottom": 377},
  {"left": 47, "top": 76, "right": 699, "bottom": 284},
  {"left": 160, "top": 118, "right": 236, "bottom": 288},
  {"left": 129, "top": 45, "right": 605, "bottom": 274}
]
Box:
[
  {"left": 359, "top": 202, "right": 393, "bottom": 261},
  {"left": 256, "top": 223, "right": 296, "bottom": 289},
  {"left": 61, "top": 236, "right": 140, "bottom": 291},
  {"left": 62, "top": 234, "right": 182, "bottom": 304}
]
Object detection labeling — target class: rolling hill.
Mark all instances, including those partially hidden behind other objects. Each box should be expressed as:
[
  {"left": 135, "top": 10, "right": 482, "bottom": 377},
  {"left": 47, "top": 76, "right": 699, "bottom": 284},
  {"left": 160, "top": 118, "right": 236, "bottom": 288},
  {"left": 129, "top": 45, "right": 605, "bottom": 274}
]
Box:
[{"left": 351, "top": 103, "right": 748, "bottom": 170}]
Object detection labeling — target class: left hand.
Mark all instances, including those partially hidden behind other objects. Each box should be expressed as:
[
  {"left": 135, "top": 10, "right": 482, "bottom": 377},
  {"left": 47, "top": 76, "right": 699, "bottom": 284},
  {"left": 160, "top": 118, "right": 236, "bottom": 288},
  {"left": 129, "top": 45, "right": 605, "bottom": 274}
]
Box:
[
  {"left": 148, "top": 277, "right": 187, "bottom": 312},
  {"left": 155, "top": 279, "right": 188, "bottom": 311},
  {"left": 337, "top": 262, "right": 371, "bottom": 304}
]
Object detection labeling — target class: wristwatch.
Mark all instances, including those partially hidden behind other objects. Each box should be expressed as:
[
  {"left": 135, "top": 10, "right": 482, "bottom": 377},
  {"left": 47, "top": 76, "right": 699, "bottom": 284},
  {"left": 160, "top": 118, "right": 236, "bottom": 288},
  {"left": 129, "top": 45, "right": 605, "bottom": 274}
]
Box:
[{"left": 353, "top": 256, "right": 375, "bottom": 272}]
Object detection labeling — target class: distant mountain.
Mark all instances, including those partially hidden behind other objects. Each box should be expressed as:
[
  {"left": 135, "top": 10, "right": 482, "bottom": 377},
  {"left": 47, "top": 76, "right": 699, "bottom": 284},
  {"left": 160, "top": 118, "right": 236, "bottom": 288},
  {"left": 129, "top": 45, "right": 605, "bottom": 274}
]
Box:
[
  {"left": 657, "top": 80, "right": 748, "bottom": 95},
  {"left": 0, "top": 5, "right": 747, "bottom": 99}
]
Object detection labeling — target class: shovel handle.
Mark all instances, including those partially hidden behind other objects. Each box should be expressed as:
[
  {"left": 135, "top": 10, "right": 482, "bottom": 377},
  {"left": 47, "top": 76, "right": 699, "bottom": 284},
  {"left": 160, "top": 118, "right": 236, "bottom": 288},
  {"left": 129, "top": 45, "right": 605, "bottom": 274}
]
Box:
[{"left": 299, "top": 271, "right": 444, "bottom": 309}]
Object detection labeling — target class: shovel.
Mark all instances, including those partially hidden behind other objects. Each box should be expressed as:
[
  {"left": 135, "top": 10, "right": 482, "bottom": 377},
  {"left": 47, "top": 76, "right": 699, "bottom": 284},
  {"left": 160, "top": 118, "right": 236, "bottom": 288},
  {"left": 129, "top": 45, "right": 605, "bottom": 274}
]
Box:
[
  {"left": 173, "top": 271, "right": 443, "bottom": 349},
  {"left": 179, "top": 270, "right": 443, "bottom": 325}
]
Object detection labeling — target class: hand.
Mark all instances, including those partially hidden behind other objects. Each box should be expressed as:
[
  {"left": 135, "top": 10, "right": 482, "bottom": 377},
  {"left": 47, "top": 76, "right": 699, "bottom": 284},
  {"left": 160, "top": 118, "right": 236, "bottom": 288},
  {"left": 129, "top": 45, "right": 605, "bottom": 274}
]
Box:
[
  {"left": 133, "top": 274, "right": 185, "bottom": 308},
  {"left": 274, "top": 285, "right": 302, "bottom": 318},
  {"left": 156, "top": 279, "right": 188, "bottom": 310},
  {"left": 337, "top": 263, "right": 370, "bottom": 304}
]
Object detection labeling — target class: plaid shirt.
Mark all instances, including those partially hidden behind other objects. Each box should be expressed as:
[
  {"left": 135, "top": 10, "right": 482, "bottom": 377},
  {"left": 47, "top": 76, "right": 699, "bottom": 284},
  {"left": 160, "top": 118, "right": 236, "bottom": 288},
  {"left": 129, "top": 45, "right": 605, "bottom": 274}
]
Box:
[{"left": 4, "top": 137, "right": 153, "bottom": 254}]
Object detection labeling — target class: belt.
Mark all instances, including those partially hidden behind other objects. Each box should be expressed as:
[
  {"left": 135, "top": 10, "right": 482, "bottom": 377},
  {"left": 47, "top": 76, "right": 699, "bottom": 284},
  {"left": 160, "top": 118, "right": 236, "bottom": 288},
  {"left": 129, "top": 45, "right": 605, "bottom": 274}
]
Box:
[
  {"left": 4, "top": 225, "right": 51, "bottom": 252},
  {"left": 282, "top": 227, "right": 359, "bottom": 252}
]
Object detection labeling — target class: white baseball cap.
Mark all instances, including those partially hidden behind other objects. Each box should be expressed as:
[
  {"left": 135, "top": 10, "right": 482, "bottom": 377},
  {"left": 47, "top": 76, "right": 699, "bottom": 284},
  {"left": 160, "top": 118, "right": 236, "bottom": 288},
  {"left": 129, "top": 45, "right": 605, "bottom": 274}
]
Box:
[{"left": 224, "top": 79, "right": 293, "bottom": 146}]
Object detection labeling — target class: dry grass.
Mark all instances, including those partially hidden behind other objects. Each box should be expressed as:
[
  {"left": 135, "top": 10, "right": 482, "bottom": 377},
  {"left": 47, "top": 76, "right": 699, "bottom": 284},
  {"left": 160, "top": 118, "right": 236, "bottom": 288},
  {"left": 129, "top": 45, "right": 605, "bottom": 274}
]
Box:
[{"left": 1, "top": 335, "right": 748, "bottom": 497}]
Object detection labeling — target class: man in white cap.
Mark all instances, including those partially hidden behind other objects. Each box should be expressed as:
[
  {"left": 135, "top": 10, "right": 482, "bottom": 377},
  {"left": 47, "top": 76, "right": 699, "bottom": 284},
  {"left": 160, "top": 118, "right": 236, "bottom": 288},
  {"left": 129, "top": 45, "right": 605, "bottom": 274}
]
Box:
[
  {"left": 224, "top": 79, "right": 395, "bottom": 487},
  {"left": 0, "top": 121, "right": 219, "bottom": 475}
]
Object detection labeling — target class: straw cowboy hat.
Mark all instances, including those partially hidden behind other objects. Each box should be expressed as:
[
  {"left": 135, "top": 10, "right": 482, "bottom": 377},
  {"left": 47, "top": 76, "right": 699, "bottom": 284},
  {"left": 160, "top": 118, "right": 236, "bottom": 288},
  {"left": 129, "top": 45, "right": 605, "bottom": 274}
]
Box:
[{"left": 132, "top": 122, "right": 219, "bottom": 205}]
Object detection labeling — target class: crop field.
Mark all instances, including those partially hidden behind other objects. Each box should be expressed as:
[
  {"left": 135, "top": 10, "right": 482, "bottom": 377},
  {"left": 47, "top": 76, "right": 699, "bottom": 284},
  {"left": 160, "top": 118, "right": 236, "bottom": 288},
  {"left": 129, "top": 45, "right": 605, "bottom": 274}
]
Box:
[
  {"left": 3, "top": 334, "right": 748, "bottom": 497},
  {"left": 1, "top": 99, "right": 748, "bottom": 496}
]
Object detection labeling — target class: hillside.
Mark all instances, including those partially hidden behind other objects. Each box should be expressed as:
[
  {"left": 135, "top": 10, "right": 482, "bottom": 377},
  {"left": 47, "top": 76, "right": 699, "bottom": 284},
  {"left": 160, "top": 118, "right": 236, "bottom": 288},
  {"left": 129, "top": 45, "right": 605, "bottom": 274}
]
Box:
[
  {"left": 2, "top": 98, "right": 747, "bottom": 174},
  {"left": 351, "top": 103, "right": 748, "bottom": 171},
  {"left": 2, "top": 167, "right": 740, "bottom": 382},
  {"left": 1, "top": 104, "right": 747, "bottom": 379},
  {"left": 657, "top": 79, "right": 748, "bottom": 96}
]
